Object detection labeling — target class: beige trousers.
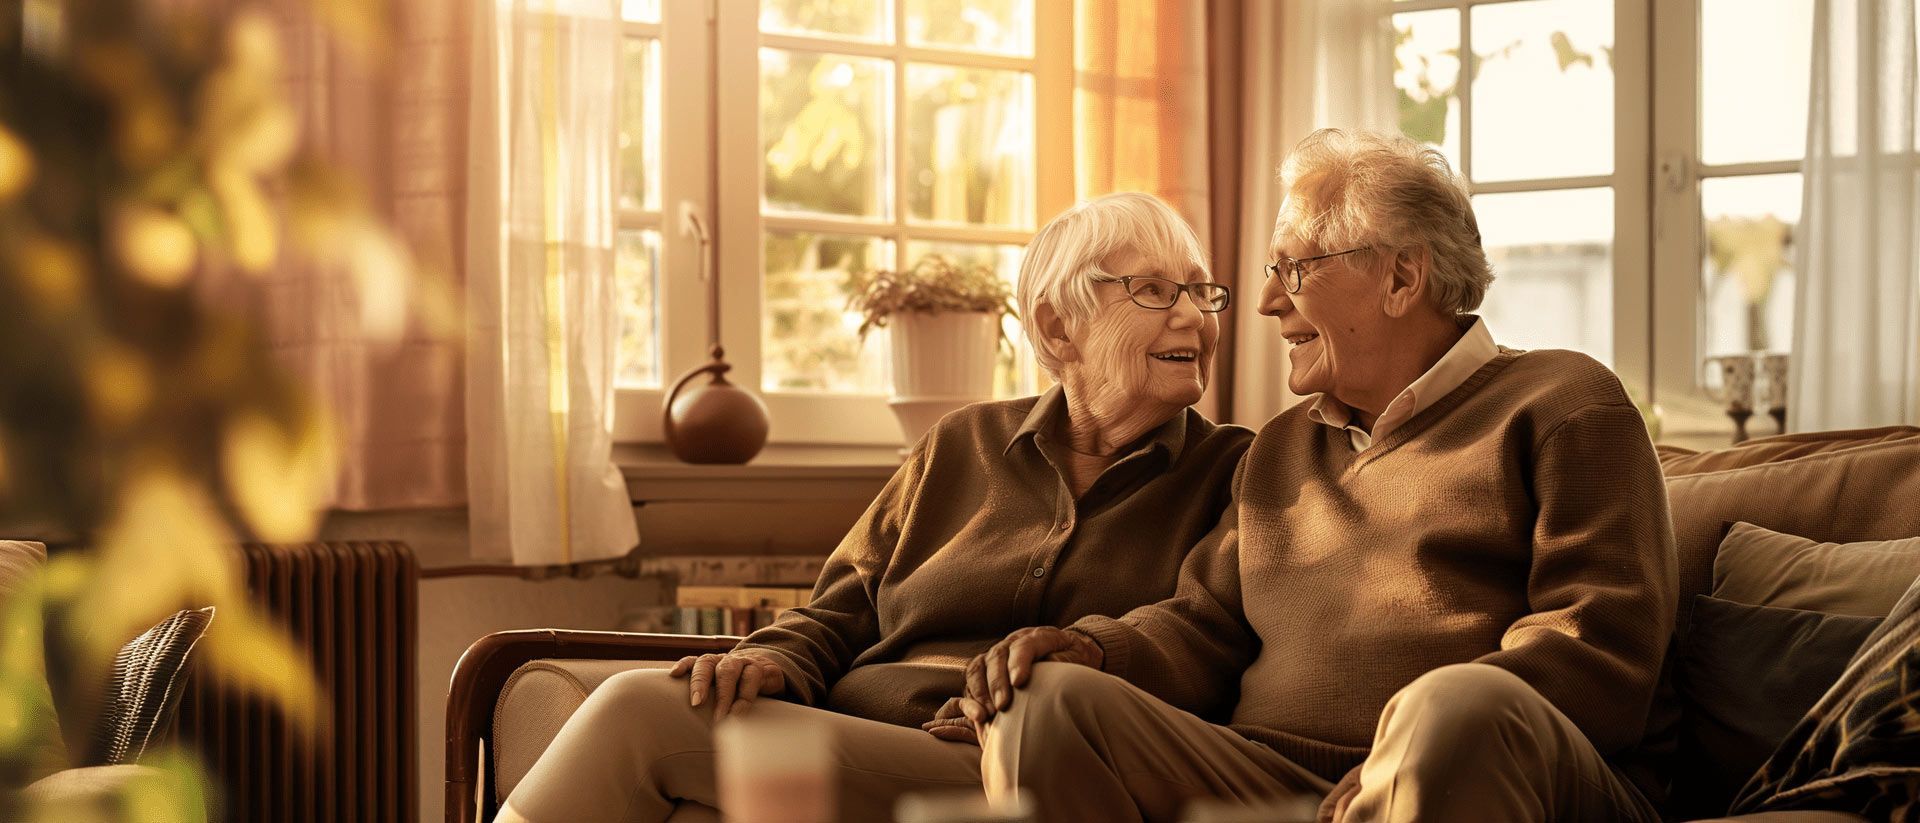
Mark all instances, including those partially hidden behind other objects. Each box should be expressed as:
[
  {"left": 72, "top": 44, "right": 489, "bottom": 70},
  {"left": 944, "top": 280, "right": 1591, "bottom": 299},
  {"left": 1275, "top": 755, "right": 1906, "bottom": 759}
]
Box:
[
  {"left": 495, "top": 668, "right": 984, "bottom": 823},
  {"left": 981, "top": 662, "right": 1660, "bottom": 823}
]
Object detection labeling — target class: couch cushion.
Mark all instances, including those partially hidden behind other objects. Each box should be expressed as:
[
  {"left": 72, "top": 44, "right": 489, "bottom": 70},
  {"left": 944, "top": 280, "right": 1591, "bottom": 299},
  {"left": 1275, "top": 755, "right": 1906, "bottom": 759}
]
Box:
[
  {"left": 1662, "top": 432, "right": 1920, "bottom": 631},
  {"left": 1729, "top": 576, "right": 1920, "bottom": 817},
  {"left": 83, "top": 607, "right": 215, "bottom": 767},
  {"left": 1713, "top": 523, "right": 1920, "bottom": 617},
  {"left": 1, "top": 540, "right": 70, "bottom": 781},
  {"left": 1674, "top": 595, "right": 1882, "bottom": 818},
  {"left": 1657, "top": 426, "right": 1920, "bottom": 476},
  {"left": 493, "top": 659, "right": 676, "bottom": 803}
]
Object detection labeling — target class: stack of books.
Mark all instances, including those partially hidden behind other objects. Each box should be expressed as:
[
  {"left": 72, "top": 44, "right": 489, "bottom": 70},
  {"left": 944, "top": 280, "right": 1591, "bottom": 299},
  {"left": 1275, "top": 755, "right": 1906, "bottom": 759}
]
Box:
[{"left": 673, "top": 585, "right": 814, "bottom": 637}]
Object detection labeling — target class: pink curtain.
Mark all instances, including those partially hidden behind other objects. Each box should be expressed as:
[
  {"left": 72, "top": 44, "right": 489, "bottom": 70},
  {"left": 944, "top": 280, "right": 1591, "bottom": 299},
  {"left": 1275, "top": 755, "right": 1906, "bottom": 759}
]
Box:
[{"left": 224, "top": 0, "right": 472, "bottom": 510}]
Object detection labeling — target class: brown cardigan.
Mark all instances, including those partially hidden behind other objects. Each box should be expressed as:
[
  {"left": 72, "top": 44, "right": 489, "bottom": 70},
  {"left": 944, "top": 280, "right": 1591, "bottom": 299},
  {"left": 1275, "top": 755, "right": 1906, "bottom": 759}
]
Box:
[
  {"left": 1075, "top": 350, "right": 1679, "bottom": 782},
  {"left": 734, "top": 386, "right": 1253, "bottom": 728}
]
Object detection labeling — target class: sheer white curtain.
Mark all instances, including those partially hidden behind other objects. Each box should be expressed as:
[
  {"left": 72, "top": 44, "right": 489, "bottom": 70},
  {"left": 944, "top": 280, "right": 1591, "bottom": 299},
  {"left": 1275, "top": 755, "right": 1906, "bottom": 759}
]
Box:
[
  {"left": 465, "top": 0, "right": 637, "bottom": 564},
  {"left": 1228, "top": 0, "right": 1396, "bottom": 423},
  {"left": 1791, "top": 0, "right": 1920, "bottom": 431}
]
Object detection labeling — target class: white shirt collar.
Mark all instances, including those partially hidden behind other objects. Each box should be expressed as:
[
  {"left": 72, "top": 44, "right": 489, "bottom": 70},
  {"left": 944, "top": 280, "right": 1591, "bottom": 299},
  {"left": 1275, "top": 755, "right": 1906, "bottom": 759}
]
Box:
[{"left": 1307, "top": 316, "right": 1499, "bottom": 452}]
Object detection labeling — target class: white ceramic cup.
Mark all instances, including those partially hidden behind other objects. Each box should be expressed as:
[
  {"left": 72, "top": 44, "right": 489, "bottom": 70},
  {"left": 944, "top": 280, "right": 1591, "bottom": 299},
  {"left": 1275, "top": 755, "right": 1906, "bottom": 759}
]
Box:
[{"left": 715, "top": 713, "right": 835, "bottom": 823}]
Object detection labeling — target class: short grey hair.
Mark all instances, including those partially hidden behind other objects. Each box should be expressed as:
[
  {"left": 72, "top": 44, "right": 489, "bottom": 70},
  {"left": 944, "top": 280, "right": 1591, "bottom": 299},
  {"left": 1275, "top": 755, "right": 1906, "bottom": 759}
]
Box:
[
  {"left": 1018, "top": 192, "right": 1209, "bottom": 378},
  {"left": 1274, "top": 128, "right": 1493, "bottom": 315}
]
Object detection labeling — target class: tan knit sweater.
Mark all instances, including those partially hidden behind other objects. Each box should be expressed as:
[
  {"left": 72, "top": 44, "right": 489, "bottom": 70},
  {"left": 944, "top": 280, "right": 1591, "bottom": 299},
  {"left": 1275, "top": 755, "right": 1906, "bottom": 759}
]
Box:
[
  {"left": 737, "top": 387, "right": 1253, "bottom": 728},
  {"left": 1073, "top": 349, "right": 1678, "bottom": 781}
]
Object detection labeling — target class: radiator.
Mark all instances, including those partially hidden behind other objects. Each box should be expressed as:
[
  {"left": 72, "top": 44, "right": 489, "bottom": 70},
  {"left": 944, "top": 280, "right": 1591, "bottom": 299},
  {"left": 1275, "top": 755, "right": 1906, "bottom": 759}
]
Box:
[{"left": 177, "top": 541, "right": 419, "bottom": 823}]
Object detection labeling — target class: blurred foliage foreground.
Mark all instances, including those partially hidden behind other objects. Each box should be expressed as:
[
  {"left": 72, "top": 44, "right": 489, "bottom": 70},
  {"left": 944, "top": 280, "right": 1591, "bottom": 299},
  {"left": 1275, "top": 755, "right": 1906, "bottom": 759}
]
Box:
[{"left": 0, "top": 1, "right": 433, "bottom": 819}]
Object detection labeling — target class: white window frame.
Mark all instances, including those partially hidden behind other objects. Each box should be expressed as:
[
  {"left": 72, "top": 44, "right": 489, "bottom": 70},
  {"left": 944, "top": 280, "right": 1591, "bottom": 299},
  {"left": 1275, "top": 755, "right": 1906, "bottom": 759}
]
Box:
[
  {"left": 1387, "top": 0, "right": 1654, "bottom": 404},
  {"left": 1649, "top": 1, "right": 1808, "bottom": 440},
  {"left": 612, "top": 0, "right": 1073, "bottom": 447}
]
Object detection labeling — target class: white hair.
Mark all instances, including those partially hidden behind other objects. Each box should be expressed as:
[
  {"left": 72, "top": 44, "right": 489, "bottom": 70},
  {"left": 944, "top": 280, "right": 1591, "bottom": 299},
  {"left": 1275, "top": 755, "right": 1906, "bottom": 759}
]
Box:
[
  {"left": 1017, "top": 192, "right": 1209, "bottom": 378},
  {"left": 1273, "top": 128, "right": 1493, "bottom": 315}
]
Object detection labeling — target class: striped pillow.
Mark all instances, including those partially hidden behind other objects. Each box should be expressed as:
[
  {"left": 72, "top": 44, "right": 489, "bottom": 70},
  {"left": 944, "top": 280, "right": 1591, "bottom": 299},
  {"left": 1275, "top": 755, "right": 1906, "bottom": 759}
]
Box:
[{"left": 83, "top": 607, "right": 215, "bottom": 766}]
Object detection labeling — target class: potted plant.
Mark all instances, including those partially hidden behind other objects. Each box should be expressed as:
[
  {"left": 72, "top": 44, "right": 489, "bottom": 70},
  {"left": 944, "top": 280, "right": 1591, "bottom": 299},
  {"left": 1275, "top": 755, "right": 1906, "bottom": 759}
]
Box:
[{"left": 846, "top": 255, "right": 1016, "bottom": 445}]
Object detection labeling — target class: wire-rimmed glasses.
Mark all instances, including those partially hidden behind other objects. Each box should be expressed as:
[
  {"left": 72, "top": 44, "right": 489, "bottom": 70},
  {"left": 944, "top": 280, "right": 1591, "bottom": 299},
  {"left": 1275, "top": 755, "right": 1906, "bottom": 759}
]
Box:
[{"left": 1263, "top": 247, "right": 1371, "bottom": 293}]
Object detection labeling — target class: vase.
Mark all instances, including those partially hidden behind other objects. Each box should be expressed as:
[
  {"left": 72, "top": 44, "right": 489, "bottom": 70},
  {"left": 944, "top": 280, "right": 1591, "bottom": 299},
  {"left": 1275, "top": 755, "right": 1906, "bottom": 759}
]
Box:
[{"left": 886, "top": 311, "right": 1000, "bottom": 445}]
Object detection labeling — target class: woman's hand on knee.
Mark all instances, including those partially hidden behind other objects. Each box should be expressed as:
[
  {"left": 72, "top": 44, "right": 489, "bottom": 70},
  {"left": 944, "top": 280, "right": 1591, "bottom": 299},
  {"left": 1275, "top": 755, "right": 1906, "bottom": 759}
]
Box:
[
  {"left": 961, "top": 627, "right": 1105, "bottom": 725},
  {"left": 669, "top": 651, "right": 787, "bottom": 717}
]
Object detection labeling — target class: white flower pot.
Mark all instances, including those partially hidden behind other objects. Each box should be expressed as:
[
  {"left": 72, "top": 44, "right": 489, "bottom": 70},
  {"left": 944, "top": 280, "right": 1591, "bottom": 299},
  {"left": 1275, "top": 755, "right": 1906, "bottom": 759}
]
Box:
[{"left": 887, "top": 310, "right": 999, "bottom": 444}]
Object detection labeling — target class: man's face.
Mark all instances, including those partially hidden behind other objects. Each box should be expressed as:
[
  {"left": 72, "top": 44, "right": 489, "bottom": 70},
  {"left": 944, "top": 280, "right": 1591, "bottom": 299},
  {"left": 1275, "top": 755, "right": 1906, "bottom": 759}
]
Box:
[{"left": 1259, "top": 226, "right": 1390, "bottom": 401}]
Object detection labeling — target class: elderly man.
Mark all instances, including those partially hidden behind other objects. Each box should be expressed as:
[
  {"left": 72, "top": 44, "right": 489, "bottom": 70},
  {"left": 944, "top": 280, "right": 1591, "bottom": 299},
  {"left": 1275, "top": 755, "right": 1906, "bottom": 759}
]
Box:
[{"left": 956, "top": 129, "right": 1677, "bottom": 822}]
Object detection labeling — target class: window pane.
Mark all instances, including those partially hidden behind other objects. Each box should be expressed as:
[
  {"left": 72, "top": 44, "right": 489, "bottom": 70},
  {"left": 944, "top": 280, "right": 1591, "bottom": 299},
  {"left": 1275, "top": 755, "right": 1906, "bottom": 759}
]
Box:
[
  {"left": 621, "top": 0, "right": 658, "bottom": 23},
  {"left": 905, "top": 0, "right": 1034, "bottom": 55},
  {"left": 1701, "top": 174, "right": 1799, "bottom": 364},
  {"left": 763, "top": 231, "right": 895, "bottom": 393},
  {"left": 761, "top": 0, "right": 888, "bottom": 43},
  {"left": 903, "top": 241, "right": 1037, "bottom": 398},
  {"left": 1472, "top": 188, "right": 1614, "bottom": 364},
  {"left": 620, "top": 37, "right": 661, "bottom": 213},
  {"left": 1470, "top": 0, "right": 1614, "bottom": 182},
  {"left": 762, "top": 49, "right": 892, "bottom": 219},
  {"left": 906, "top": 64, "right": 1035, "bottom": 228},
  {"left": 1702, "top": 0, "right": 1815, "bottom": 165},
  {"left": 615, "top": 229, "right": 663, "bottom": 388},
  {"left": 1393, "top": 9, "right": 1463, "bottom": 172}
]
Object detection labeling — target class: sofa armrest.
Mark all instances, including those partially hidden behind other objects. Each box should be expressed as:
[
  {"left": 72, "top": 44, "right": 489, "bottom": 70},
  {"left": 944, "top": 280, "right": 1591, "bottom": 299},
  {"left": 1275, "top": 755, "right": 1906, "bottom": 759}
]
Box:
[{"left": 444, "top": 630, "right": 739, "bottom": 823}]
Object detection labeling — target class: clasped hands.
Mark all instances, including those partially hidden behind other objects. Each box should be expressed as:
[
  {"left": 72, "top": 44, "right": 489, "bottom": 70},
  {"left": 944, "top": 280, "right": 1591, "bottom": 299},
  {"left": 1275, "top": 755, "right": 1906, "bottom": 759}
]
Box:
[{"left": 920, "top": 626, "right": 1104, "bottom": 745}]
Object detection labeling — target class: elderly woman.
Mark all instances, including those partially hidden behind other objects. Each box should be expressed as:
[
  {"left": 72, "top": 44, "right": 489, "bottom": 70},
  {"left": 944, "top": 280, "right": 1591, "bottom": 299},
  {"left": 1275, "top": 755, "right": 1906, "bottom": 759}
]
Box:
[
  {"left": 960, "top": 130, "right": 1676, "bottom": 823},
  {"left": 496, "top": 192, "right": 1253, "bottom": 823}
]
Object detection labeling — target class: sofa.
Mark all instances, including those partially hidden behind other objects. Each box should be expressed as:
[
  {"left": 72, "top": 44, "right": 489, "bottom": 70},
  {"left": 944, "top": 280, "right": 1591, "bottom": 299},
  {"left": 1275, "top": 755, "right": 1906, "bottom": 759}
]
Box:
[
  {"left": 0, "top": 540, "right": 213, "bottom": 823},
  {"left": 445, "top": 426, "right": 1920, "bottom": 823}
]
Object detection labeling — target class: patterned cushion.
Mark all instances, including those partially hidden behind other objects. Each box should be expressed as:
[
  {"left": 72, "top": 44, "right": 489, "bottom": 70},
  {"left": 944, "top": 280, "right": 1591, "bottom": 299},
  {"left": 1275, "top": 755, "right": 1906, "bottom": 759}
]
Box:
[
  {"left": 1730, "top": 578, "right": 1920, "bottom": 818},
  {"left": 82, "top": 607, "right": 215, "bottom": 766}
]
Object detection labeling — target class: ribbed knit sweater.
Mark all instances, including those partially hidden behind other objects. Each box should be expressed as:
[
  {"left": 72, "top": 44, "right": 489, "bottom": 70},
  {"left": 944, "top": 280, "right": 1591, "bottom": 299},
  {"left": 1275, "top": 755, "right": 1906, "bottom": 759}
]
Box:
[{"left": 1073, "top": 349, "right": 1679, "bottom": 781}]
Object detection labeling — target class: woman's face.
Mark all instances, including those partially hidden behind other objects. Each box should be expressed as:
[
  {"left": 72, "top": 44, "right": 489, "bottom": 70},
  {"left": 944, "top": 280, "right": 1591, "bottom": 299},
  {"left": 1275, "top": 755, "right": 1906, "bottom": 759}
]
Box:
[{"left": 1066, "top": 246, "right": 1220, "bottom": 415}]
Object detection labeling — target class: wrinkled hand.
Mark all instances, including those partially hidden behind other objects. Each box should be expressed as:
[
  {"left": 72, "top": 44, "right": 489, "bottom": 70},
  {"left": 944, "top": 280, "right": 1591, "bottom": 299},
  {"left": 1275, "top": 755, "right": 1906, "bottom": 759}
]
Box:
[
  {"left": 960, "top": 626, "right": 1104, "bottom": 727},
  {"left": 919, "top": 697, "right": 978, "bottom": 745},
  {"left": 668, "top": 650, "right": 787, "bottom": 719},
  {"left": 1316, "top": 764, "right": 1364, "bottom": 823}
]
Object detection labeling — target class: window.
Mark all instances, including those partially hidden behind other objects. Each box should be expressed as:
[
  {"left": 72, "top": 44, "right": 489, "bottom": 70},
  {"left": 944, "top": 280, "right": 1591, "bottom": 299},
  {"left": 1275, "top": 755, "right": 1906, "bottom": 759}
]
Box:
[
  {"left": 1391, "top": 0, "right": 1649, "bottom": 386},
  {"left": 1652, "top": 0, "right": 1814, "bottom": 436},
  {"left": 1391, "top": 0, "right": 1818, "bottom": 440},
  {"left": 611, "top": 0, "right": 1071, "bottom": 445}
]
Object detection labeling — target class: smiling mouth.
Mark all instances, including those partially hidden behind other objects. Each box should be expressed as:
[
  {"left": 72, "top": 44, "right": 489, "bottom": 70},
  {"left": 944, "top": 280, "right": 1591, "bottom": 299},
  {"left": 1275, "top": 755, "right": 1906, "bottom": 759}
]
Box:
[
  {"left": 1284, "top": 333, "right": 1319, "bottom": 346},
  {"left": 1150, "top": 349, "right": 1198, "bottom": 363}
]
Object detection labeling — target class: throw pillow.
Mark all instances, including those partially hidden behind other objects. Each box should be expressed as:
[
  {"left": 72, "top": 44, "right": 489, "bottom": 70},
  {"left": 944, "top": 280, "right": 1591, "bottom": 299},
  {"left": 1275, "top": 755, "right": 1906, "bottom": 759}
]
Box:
[
  {"left": 1730, "top": 576, "right": 1920, "bottom": 818},
  {"left": 81, "top": 607, "right": 215, "bottom": 766},
  {"left": 1712, "top": 522, "right": 1920, "bottom": 616},
  {"left": 1673, "top": 594, "right": 1883, "bottom": 818}
]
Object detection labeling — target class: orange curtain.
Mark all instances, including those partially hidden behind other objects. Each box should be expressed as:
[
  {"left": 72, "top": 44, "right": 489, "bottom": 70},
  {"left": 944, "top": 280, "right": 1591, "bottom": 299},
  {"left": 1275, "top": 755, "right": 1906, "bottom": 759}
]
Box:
[{"left": 1075, "top": 0, "right": 1241, "bottom": 419}]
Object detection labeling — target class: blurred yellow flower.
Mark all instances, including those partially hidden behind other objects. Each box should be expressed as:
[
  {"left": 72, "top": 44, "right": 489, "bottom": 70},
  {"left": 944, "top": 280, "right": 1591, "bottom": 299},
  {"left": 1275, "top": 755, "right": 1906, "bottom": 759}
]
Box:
[
  {"left": 85, "top": 345, "right": 154, "bottom": 430},
  {"left": 222, "top": 409, "right": 335, "bottom": 544},
  {"left": 0, "top": 125, "right": 32, "bottom": 201},
  {"left": 211, "top": 170, "right": 277, "bottom": 273},
  {"left": 16, "top": 234, "right": 88, "bottom": 312},
  {"left": 113, "top": 204, "right": 198, "bottom": 287}
]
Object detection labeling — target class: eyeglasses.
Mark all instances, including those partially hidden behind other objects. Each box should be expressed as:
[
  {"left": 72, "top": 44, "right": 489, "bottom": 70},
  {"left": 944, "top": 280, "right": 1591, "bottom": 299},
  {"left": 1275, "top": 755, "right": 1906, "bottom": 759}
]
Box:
[
  {"left": 1263, "top": 247, "right": 1371, "bottom": 294},
  {"left": 1089, "top": 274, "right": 1232, "bottom": 313}
]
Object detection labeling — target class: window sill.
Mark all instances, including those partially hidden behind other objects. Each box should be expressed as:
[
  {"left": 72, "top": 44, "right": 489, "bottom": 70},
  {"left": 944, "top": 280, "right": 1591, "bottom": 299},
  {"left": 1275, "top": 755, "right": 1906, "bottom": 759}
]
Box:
[{"left": 614, "top": 442, "right": 901, "bottom": 503}]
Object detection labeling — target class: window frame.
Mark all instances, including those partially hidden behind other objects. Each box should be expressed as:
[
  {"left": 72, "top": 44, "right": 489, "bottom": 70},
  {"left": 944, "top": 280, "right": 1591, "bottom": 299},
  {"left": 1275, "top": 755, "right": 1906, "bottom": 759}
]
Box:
[
  {"left": 1650, "top": 0, "right": 1809, "bottom": 439},
  {"left": 612, "top": 0, "right": 1073, "bottom": 446},
  {"left": 1388, "top": 0, "right": 1654, "bottom": 406}
]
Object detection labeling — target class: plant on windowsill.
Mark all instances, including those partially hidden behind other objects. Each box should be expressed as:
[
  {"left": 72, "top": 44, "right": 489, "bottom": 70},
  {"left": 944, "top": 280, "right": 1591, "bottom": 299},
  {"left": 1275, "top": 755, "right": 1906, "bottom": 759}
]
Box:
[{"left": 846, "top": 255, "right": 1016, "bottom": 446}]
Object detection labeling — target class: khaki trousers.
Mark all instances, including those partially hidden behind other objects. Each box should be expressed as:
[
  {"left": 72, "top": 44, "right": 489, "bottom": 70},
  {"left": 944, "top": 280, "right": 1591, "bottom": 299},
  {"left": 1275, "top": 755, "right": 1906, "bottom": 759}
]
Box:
[
  {"left": 981, "top": 662, "right": 1660, "bottom": 823},
  {"left": 496, "top": 668, "right": 984, "bottom": 823}
]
